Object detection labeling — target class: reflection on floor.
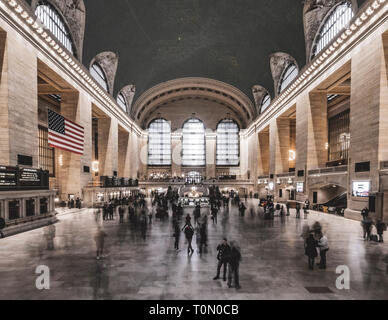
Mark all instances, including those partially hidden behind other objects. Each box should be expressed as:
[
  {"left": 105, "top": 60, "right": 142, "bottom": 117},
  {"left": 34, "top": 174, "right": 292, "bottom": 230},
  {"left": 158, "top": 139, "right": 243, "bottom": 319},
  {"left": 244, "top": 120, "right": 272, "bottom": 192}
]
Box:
[{"left": 0, "top": 199, "right": 386, "bottom": 300}]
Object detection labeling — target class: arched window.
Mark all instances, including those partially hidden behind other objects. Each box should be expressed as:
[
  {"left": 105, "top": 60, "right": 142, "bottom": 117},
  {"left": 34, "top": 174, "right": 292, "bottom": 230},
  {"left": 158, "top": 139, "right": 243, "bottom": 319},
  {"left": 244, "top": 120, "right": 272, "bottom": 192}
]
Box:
[
  {"left": 182, "top": 119, "right": 206, "bottom": 167},
  {"left": 91, "top": 63, "right": 108, "bottom": 92},
  {"left": 117, "top": 93, "right": 127, "bottom": 112},
  {"left": 148, "top": 119, "right": 171, "bottom": 166},
  {"left": 312, "top": 2, "right": 353, "bottom": 58},
  {"left": 279, "top": 63, "right": 298, "bottom": 94},
  {"left": 260, "top": 94, "right": 271, "bottom": 114},
  {"left": 216, "top": 119, "right": 240, "bottom": 166},
  {"left": 35, "top": 2, "right": 74, "bottom": 55}
]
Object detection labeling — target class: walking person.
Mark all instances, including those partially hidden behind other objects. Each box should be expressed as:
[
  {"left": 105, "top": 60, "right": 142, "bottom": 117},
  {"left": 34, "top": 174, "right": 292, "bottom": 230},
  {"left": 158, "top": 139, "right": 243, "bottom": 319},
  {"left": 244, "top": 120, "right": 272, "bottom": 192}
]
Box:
[
  {"left": 286, "top": 202, "right": 290, "bottom": 216},
  {"left": 296, "top": 202, "right": 301, "bottom": 219},
  {"left": 94, "top": 227, "right": 107, "bottom": 260},
  {"left": 305, "top": 233, "right": 318, "bottom": 270},
  {"left": 376, "top": 219, "right": 386, "bottom": 243},
  {"left": 119, "top": 206, "right": 124, "bottom": 224},
  {"left": 227, "top": 241, "right": 242, "bottom": 289},
  {"left": 183, "top": 223, "right": 195, "bottom": 255},
  {"left": 173, "top": 221, "right": 181, "bottom": 252},
  {"left": 361, "top": 207, "right": 369, "bottom": 221},
  {"left": 211, "top": 206, "right": 218, "bottom": 224},
  {"left": 213, "top": 238, "right": 231, "bottom": 281},
  {"left": 316, "top": 232, "right": 329, "bottom": 269}
]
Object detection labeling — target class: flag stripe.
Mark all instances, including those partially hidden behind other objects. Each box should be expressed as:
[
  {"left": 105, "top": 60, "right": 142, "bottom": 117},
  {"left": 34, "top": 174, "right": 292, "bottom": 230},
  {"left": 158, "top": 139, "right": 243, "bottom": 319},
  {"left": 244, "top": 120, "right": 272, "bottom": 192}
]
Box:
[
  {"left": 48, "top": 137, "right": 84, "bottom": 153},
  {"left": 48, "top": 110, "right": 84, "bottom": 155},
  {"left": 48, "top": 143, "right": 83, "bottom": 155},
  {"left": 65, "top": 120, "right": 84, "bottom": 134},
  {"left": 49, "top": 130, "right": 84, "bottom": 145}
]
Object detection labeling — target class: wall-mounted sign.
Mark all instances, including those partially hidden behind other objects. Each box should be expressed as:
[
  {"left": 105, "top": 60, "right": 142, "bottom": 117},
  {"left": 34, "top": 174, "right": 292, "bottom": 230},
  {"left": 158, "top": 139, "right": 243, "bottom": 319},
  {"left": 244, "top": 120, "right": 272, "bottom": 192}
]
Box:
[
  {"left": 0, "top": 166, "right": 48, "bottom": 191},
  {"left": 352, "top": 181, "right": 370, "bottom": 197},
  {"left": 297, "top": 182, "right": 304, "bottom": 193}
]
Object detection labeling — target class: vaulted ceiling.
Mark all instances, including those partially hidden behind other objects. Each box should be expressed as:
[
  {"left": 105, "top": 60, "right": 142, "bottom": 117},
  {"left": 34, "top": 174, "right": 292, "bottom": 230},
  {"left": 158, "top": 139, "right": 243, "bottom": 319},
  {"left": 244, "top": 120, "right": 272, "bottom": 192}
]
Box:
[{"left": 82, "top": 0, "right": 308, "bottom": 103}]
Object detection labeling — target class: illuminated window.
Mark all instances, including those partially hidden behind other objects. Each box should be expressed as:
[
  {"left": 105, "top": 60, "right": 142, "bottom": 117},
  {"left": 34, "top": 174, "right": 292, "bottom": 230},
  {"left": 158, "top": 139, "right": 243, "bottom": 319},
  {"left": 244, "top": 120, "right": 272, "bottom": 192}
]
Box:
[
  {"left": 260, "top": 94, "right": 271, "bottom": 113},
  {"left": 148, "top": 119, "right": 171, "bottom": 166},
  {"left": 182, "top": 119, "right": 206, "bottom": 166},
  {"left": 39, "top": 126, "right": 55, "bottom": 176},
  {"left": 35, "top": 2, "right": 74, "bottom": 55},
  {"left": 117, "top": 93, "right": 127, "bottom": 112},
  {"left": 279, "top": 63, "right": 298, "bottom": 94},
  {"left": 216, "top": 119, "right": 240, "bottom": 166},
  {"left": 312, "top": 2, "right": 353, "bottom": 58},
  {"left": 91, "top": 63, "right": 108, "bottom": 92}
]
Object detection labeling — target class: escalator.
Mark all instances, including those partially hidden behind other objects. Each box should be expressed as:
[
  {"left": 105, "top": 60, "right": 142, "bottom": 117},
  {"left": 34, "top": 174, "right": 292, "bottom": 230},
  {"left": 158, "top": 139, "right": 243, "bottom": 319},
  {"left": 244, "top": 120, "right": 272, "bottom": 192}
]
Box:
[{"left": 316, "top": 192, "right": 347, "bottom": 215}]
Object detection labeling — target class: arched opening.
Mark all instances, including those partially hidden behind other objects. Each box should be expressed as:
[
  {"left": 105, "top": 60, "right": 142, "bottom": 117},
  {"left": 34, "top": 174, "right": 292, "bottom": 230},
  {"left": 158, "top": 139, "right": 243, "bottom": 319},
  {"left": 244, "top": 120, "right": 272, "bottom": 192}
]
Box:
[
  {"left": 260, "top": 93, "right": 271, "bottom": 114},
  {"left": 148, "top": 118, "right": 171, "bottom": 166},
  {"left": 117, "top": 92, "right": 128, "bottom": 113},
  {"left": 216, "top": 119, "right": 240, "bottom": 166},
  {"left": 90, "top": 62, "right": 109, "bottom": 92},
  {"left": 279, "top": 63, "right": 298, "bottom": 94},
  {"left": 311, "top": 1, "right": 354, "bottom": 58},
  {"left": 35, "top": 1, "right": 75, "bottom": 56},
  {"left": 182, "top": 118, "right": 206, "bottom": 167}
]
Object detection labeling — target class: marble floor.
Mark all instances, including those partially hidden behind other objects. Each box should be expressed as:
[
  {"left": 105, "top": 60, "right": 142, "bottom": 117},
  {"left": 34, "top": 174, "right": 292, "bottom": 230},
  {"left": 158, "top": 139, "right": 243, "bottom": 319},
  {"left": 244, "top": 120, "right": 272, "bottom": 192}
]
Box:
[{"left": 0, "top": 199, "right": 387, "bottom": 300}]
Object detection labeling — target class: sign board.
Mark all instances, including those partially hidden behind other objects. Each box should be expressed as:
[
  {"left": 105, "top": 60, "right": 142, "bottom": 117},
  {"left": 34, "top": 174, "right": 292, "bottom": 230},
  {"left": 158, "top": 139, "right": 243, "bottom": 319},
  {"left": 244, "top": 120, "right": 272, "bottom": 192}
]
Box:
[
  {"left": 297, "top": 182, "right": 304, "bottom": 193},
  {"left": 352, "top": 181, "right": 370, "bottom": 197},
  {"left": 0, "top": 166, "right": 48, "bottom": 191}
]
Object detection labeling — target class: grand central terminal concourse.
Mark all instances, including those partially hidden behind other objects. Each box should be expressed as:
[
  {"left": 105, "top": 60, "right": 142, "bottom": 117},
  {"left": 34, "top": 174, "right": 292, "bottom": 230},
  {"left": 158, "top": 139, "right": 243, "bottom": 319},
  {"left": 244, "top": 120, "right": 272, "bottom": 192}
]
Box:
[{"left": 0, "top": 0, "right": 387, "bottom": 301}]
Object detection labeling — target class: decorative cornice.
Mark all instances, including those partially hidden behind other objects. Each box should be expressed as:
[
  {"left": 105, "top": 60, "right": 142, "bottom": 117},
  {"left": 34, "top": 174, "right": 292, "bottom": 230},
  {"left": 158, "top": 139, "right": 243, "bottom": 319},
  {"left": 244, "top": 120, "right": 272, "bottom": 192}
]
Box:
[
  {"left": 0, "top": 0, "right": 144, "bottom": 136},
  {"left": 246, "top": 0, "right": 388, "bottom": 138}
]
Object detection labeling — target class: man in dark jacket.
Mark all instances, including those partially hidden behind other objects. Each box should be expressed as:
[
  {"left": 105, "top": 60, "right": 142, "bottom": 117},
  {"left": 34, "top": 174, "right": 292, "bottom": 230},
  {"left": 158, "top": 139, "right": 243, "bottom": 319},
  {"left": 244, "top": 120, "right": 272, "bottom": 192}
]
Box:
[
  {"left": 376, "top": 219, "right": 386, "bottom": 243},
  {"left": 227, "top": 241, "right": 242, "bottom": 289},
  {"left": 213, "top": 238, "right": 231, "bottom": 281},
  {"left": 183, "top": 223, "right": 195, "bottom": 255}
]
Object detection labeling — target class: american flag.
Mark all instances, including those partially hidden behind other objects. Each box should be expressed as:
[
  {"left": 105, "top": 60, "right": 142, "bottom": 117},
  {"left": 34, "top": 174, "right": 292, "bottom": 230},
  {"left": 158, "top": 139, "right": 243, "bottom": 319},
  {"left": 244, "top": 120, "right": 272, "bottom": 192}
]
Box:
[{"left": 48, "top": 109, "right": 84, "bottom": 155}]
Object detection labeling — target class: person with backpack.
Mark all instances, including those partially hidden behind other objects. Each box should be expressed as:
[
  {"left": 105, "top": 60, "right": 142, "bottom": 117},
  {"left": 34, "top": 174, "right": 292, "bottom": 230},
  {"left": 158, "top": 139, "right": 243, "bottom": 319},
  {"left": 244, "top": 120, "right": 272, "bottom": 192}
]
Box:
[
  {"left": 376, "top": 219, "right": 386, "bottom": 243},
  {"left": 213, "top": 238, "right": 231, "bottom": 281},
  {"left": 305, "top": 233, "right": 318, "bottom": 270},
  {"left": 183, "top": 223, "right": 195, "bottom": 255}
]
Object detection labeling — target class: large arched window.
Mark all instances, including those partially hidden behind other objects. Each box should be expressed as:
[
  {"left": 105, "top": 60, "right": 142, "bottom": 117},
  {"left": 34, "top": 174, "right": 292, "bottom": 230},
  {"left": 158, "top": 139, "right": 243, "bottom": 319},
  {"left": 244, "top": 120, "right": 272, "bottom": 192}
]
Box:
[
  {"left": 260, "top": 94, "right": 271, "bottom": 114},
  {"left": 216, "top": 119, "right": 240, "bottom": 166},
  {"left": 312, "top": 2, "right": 353, "bottom": 58},
  {"left": 182, "top": 119, "right": 206, "bottom": 167},
  {"left": 148, "top": 119, "right": 171, "bottom": 166},
  {"left": 91, "top": 63, "right": 109, "bottom": 92},
  {"left": 35, "top": 2, "right": 74, "bottom": 55},
  {"left": 117, "top": 93, "right": 128, "bottom": 112},
  {"left": 279, "top": 63, "right": 298, "bottom": 94}
]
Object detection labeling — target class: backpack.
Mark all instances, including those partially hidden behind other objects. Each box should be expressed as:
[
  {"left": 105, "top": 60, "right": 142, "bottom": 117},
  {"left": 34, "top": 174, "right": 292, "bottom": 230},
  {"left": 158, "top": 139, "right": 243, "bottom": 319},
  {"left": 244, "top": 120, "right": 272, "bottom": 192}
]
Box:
[{"left": 184, "top": 226, "right": 194, "bottom": 238}]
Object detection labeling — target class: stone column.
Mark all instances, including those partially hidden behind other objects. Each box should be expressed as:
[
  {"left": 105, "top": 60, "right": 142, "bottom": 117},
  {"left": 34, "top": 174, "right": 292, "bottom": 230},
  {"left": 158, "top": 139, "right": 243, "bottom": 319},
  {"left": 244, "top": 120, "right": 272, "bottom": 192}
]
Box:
[
  {"left": 205, "top": 132, "right": 216, "bottom": 179},
  {"left": 258, "top": 130, "right": 270, "bottom": 176},
  {"left": 0, "top": 29, "right": 39, "bottom": 166},
  {"left": 270, "top": 118, "right": 290, "bottom": 175},
  {"left": 129, "top": 130, "right": 139, "bottom": 179},
  {"left": 118, "top": 127, "right": 130, "bottom": 178},
  {"left": 98, "top": 117, "right": 118, "bottom": 177}
]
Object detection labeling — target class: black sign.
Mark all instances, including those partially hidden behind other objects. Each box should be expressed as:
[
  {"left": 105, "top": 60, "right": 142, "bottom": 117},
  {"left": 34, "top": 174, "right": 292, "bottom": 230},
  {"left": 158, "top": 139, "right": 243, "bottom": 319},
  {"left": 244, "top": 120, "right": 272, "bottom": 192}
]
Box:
[
  {"left": 0, "top": 165, "right": 49, "bottom": 191},
  {"left": 0, "top": 166, "right": 18, "bottom": 189}
]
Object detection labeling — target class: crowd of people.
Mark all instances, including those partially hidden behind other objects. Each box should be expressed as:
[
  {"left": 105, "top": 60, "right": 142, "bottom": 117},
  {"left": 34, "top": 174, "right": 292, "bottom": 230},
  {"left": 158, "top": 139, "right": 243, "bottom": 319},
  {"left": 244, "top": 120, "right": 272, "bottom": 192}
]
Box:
[{"left": 91, "top": 187, "right": 388, "bottom": 286}]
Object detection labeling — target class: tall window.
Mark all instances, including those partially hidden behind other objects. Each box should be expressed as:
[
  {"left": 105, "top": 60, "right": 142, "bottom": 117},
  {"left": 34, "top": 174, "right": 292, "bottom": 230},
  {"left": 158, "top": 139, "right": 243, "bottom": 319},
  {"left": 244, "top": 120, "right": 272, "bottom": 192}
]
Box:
[
  {"left": 328, "top": 109, "right": 350, "bottom": 162},
  {"left": 117, "top": 93, "right": 127, "bottom": 112},
  {"left": 91, "top": 63, "right": 108, "bottom": 92},
  {"left": 216, "top": 119, "right": 240, "bottom": 166},
  {"left": 39, "top": 126, "right": 55, "bottom": 176},
  {"left": 35, "top": 2, "right": 74, "bottom": 55},
  {"left": 312, "top": 2, "right": 353, "bottom": 58},
  {"left": 182, "top": 119, "right": 206, "bottom": 167},
  {"left": 260, "top": 94, "right": 271, "bottom": 114},
  {"left": 279, "top": 64, "right": 298, "bottom": 94},
  {"left": 148, "top": 119, "right": 171, "bottom": 166}
]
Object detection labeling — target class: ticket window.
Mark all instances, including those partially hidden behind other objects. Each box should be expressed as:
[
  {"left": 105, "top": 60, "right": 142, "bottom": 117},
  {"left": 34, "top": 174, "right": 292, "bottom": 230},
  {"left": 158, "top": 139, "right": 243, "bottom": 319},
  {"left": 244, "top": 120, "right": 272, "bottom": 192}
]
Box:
[
  {"left": 40, "top": 198, "right": 48, "bottom": 215},
  {"left": 9, "top": 200, "right": 20, "bottom": 220},
  {"left": 26, "top": 199, "right": 36, "bottom": 217}
]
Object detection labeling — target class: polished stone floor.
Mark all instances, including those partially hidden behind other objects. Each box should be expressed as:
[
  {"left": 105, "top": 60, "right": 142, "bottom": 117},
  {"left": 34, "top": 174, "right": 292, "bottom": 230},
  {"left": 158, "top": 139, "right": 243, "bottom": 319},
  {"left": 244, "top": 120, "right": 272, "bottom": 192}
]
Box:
[{"left": 0, "top": 199, "right": 387, "bottom": 300}]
